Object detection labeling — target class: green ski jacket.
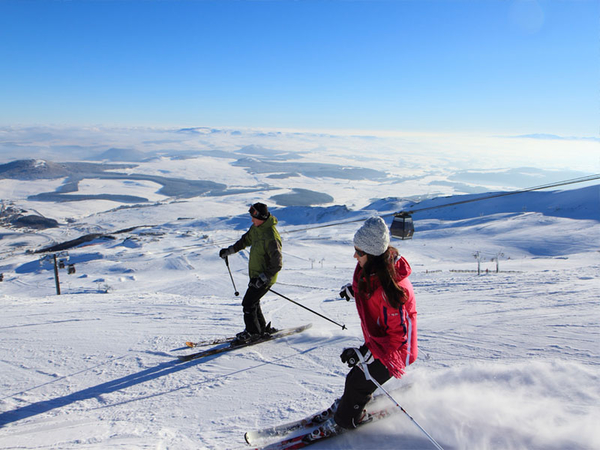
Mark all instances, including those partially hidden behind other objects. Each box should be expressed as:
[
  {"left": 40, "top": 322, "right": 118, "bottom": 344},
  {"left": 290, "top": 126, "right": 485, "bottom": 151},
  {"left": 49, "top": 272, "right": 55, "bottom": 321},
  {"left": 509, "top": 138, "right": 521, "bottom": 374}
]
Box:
[{"left": 232, "top": 215, "right": 283, "bottom": 286}]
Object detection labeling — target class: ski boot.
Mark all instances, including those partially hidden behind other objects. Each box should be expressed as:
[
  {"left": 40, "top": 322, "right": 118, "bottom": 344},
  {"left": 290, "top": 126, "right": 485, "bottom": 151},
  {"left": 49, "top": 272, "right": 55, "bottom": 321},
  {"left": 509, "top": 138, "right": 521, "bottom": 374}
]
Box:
[
  {"left": 231, "top": 330, "right": 262, "bottom": 346},
  {"left": 304, "top": 417, "right": 342, "bottom": 443}
]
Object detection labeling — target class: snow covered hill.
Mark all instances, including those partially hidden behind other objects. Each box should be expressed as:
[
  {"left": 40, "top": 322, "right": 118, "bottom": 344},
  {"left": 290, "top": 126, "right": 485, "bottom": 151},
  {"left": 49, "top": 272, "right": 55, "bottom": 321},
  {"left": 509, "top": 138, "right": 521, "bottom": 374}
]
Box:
[{"left": 0, "top": 148, "right": 598, "bottom": 449}]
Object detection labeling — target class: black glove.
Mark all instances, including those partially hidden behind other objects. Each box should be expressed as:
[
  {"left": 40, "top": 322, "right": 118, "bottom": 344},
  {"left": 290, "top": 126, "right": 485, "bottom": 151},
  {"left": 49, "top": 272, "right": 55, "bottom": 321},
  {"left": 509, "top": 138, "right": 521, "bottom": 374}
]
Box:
[
  {"left": 339, "top": 283, "right": 354, "bottom": 301},
  {"left": 219, "top": 246, "right": 235, "bottom": 259},
  {"left": 340, "top": 345, "right": 370, "bottom": 368},
  {"left": 249, "top": 273, "right": 270, "bottom": 289}
]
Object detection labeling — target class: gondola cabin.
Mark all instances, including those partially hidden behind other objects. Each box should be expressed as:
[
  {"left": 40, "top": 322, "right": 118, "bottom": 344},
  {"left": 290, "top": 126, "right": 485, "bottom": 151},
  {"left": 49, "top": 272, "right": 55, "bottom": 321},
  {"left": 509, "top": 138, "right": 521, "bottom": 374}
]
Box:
[{"left": 390, "top": 213, "right": 414, "bottom": 240}]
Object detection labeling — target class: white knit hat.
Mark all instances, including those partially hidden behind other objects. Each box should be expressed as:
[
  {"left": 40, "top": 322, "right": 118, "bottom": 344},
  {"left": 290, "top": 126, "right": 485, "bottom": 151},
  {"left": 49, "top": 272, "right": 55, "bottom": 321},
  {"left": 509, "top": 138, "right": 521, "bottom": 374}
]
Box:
[{"left": 353, "top": 216, "right": 390, "bottom": 256}]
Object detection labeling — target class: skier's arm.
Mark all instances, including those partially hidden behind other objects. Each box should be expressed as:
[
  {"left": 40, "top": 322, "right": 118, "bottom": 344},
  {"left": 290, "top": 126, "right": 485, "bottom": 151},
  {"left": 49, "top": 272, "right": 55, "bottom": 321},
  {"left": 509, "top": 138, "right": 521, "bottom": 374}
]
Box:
[
  {"left": 263, "top": 238, "right": 282, "bottom": 279},
  {"left": 220, "top": 230, "right": 251, "bottom": 258},
  {"left": 379, "top": 304, "right": 409, "bottom": 353},
  {"left": 232, "top": 229, "right": 251, "bottom": 253}
]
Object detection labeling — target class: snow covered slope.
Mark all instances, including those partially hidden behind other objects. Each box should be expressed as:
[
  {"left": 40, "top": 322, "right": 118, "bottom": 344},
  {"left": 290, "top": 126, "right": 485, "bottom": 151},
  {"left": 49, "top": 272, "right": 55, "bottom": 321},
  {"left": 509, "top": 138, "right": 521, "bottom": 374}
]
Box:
[{"left": 0, "top": 150, "right": 598, "bottom": 450}]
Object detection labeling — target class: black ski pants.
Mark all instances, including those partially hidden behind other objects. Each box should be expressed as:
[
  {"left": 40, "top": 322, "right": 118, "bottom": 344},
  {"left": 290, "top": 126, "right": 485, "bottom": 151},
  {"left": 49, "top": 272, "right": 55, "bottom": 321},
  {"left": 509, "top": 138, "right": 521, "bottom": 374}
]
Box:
[
  {"left": 334, "top": 358, "right": 391, "bottom": 429},
  {"left": 242, "top": 284, "right": 269, "bottom": 334}
]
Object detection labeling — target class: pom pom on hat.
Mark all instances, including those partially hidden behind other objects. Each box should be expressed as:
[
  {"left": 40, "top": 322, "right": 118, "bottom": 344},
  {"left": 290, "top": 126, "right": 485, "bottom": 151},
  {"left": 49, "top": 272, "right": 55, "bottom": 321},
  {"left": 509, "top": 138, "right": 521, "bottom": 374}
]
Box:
[{"left": 353, "top": 216, "right": 390, "bottom": 256}]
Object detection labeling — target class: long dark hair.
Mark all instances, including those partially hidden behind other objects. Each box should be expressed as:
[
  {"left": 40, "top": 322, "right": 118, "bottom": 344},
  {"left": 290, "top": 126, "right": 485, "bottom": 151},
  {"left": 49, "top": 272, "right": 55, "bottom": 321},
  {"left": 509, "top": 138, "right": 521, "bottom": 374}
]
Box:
[{"left": 357, "top": 246, "right": 407, "bottom": 309}]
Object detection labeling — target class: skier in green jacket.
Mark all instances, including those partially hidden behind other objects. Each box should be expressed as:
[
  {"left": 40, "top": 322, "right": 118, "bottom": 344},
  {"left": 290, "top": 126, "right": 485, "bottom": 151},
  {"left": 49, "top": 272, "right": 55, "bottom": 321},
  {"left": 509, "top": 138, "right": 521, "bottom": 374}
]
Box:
[{"left": 219, "top": 202, "right": 283, "bottom": 344}]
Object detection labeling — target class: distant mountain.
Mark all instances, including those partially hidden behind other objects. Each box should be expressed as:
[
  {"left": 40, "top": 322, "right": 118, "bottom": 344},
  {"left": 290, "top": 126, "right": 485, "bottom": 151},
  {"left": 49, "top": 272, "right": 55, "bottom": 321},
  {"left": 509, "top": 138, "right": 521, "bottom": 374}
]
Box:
[
  {"left": 0, "top": 204, "right": 59, "bottom": 229},
  {"left": 368, "top": 184, "right": 600, "bottom": 222},
  {"left": 0, "top": 159, "right": 137, "bottom": 180},
  {"left": 90, "top": 148, "right": 155, "bottom": 162},
  {"left": 0, "top": 159, "right": 72, "bottom": 180}
]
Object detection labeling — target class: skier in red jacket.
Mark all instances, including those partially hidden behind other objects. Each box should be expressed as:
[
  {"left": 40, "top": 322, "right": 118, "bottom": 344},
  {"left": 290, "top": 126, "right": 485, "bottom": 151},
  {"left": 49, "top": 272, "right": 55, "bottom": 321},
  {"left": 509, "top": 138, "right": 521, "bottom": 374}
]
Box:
[{"left": 333, "top": 216, "right": 418, "bottom": 430}]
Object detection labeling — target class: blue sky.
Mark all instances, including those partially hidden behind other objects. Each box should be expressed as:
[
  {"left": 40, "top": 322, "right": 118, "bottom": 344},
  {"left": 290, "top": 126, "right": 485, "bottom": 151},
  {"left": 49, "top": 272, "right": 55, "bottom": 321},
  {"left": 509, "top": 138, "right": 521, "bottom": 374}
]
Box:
[{"left": 1, "top": 0, "right": 598, "bottom": 136}]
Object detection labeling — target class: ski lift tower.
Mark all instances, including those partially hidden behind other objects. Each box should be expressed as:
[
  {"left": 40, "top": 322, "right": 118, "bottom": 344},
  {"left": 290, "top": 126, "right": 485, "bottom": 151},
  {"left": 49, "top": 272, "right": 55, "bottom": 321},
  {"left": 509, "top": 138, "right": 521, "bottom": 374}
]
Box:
[{"left": 491, "top": 252, "right": 505, "bottom": 273}]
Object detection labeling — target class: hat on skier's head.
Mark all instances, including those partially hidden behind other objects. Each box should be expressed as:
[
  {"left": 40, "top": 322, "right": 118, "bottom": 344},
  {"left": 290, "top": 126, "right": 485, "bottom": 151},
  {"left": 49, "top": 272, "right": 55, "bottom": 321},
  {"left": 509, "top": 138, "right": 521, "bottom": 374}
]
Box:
[
  {"left": 249, "top": 202, "right": 270, "bottom": 220},
  {"left": 353, "top": 216, "right": 390, "bottom": 257}
]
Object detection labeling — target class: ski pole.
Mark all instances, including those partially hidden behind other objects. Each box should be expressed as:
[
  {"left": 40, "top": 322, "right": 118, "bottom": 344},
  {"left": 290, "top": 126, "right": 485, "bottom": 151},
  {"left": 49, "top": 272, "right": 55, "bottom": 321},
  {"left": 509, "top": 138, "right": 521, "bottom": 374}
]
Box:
[
  {"left": 224, "top": 256, "right": 240, "bottom": 296},
  {"left": 268, "top": 288, "right": 346, "bottom": 330},
  {"left": 353, "top": 350, "right": 445, "bottom": 450}
]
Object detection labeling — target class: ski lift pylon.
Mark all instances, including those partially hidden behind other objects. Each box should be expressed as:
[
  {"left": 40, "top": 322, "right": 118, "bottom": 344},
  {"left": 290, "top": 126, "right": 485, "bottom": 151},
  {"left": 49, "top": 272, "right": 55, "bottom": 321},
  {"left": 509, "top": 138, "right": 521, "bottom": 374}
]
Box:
[{"left": 390, "top": 212, "right": 414, "bottom": 240}]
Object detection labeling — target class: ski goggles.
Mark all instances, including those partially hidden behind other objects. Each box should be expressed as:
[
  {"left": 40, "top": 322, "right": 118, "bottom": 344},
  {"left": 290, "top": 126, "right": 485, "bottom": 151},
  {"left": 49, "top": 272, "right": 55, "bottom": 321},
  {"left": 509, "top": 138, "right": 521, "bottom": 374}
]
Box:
[
  {"left": 354, "top": 247, "right": 366, "bottom": 257},
  {"left": 249, "top": 205, "right": 269, "bottom": 220}
]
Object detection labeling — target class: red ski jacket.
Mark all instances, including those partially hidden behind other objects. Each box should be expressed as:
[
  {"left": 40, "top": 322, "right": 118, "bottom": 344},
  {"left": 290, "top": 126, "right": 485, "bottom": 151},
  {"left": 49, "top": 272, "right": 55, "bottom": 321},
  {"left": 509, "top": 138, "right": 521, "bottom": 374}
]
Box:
[{"left": 352, "top": 253, "right": 418, "bottom": 378}]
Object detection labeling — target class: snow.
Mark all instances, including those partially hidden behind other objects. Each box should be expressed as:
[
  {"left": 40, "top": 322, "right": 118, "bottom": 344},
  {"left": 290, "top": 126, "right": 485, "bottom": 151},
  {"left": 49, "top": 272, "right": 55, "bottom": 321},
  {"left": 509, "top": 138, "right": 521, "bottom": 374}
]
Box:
[{"left": 0, "top": 136, "right": 599, "bottom": 450}]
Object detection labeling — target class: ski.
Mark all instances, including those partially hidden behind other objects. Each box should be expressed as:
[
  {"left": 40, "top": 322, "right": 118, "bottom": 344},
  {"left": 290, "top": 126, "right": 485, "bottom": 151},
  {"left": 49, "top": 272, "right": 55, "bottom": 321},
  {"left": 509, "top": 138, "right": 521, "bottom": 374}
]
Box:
[
  {"left": 177, "top": 324, "right": 312, "bottom": 363},
  {"left": 185, "top": 322, "right": 280, "bottom": 348},
  {"left": 185, "top": 336, "right": 235, "bottom": 348},
  {"left": 246, "top": 397, "right": 398, "bottom": 449},
  {"left": 244, "top": 404, "right": 336, "bottom": 445}
]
